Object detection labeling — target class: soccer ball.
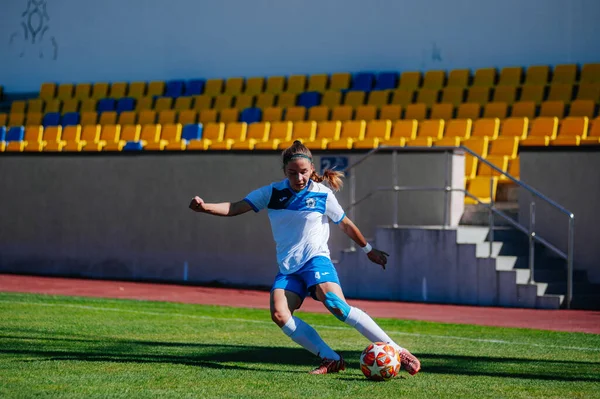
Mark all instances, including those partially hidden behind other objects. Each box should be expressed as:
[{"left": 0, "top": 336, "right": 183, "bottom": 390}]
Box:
[{"left": 359, "top": 342, "right": 401, "bottom": 381}]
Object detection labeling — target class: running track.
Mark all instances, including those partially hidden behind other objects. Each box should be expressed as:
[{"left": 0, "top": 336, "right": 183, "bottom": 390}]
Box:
[{"left": 1, "top": 274, "right": 599, "bottom": 334}]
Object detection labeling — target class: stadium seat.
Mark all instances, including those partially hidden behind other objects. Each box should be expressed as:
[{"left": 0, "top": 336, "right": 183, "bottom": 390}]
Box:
[
  {"left": 417, "top": 119, "right": 444, "bottom": 141},
  {"left": 105, "top": 124, "right": 141, "bottom": 151},
  {"left": 331, "top": 105, "right": 353, "bottom": 121},
  {"left": 430, "top": 103, "right": 453, "bottom": 120},
  {"left": 297, "top": 92, "right": 322, "bottom": 108},
  {"left": 91, "top": 82, "right": 109, "bottom": 100},
  {"left": 466, "top": 87, "right": 491, "bottom": 105},
  {"left": 552, "top": 64, "right": 577, "bottom": 84},
  {"left": 483, "top": 102, "right": 508, "bottom": 119},
  {"left": 116, "top": 98, "right": 135, "bottom": 113},
  {"left": 367, "top": 90, "right": 391, "bottom": 107},
  {"left": 277, "top": 121, "right": 316, "bottom": 149},
  {"left": 390, "top": 89, "right": 414, "bottom": 106},
  {"left": 244, "top": 77, "right": 265, "bottom": 95},
  {"left": 493, "top": 86, "right": 517, "bottom": 105},
  {"left": 440, "top": 87, "right": 465, "bottom": 106},
  {"left": 497, "top": 67, "right": 522, "bottom": 86},
  {"left": 287, "top": 75, "right": 307, "bottom": 94},
  {"left": 344, "top": 91, "right": 366, "bottom": 107},
  {"left": 193, "top": 95, "right": 213, "bottom": 111},
  {"left": 385, "top": 120, "right": 418, "bottom": 145},
  {"left": 62, "top": 112, "right": 80, "bottom": 126},
  {"left": 581, "top": 63, "right": 600, "bottom": 83},
  {"left": 154, "top": 97, "right": 173, "bottom": 111},
  {"left": 109, "top": 82, "right": 128, "bottom": 99},
  {"left": 10, "top": 100, "right": 26, "bottom": 114},
  {"left": 374, "top": 72, "right": 398, "bottom": 90},
  {"left": 262, "top": 107, "right": 283, "bottom": 122},
  {"left": 158, "top": 110, "right": 177, "bottom": 125},
  {"left": 581, "top": 117, "right": 600, "bottom": 144},
  {"left": 240, "top": 108, "right": 262, "bottom": 124},
  {"left": 5, "top": 126, "right": 25, "bottom": 151},
  {"left": 351, "top": 73, "right": 375, "bottom": 91},
  {"left": 308, "top": 74, "right": 329, "bottom": 92},
  {"left": 547, "top": 84, "right": 574, "bottom": 102},
  {"left": 187, "top": 122, "right": 224, "bottom": 150},
  {"left": 99, "top": 111, "right": 118, "bottom": 125},
  {"left": 81, "top": 124, "right": 117, "bottom": 151},
  {"left": 62, "top": 100, "right": 78, "bottom": 114},
  {"left": 320, "top": 91, "right": 342, "bottom": 107},
  {"left": 122, "top": 141, "right": 144, "bottom": 151},
  {"left": 174, "top": 97, "right": 193, "bottom": 110},
  {"left": 0, "top": 113, "right": 7, "bottom": 127},
  {"left": 256, "top": 93, "right": 276, "bottom": 109},
  {"left": 478, "top": 156, "right": 509, "bottom": 177},
  {"left": 404, "top": 103, "right": 427, "bottom": 120},
  {"left": 58, "top": 125, "right": 83, "bottom": 151},
  {"left": 231, "top": 122, "right": 270, "bottom": 150},
  {"left": 0, "top": 126, "right": 6, "bottom": 141},
  {"left": 209, "top": 122, "right": 248, "bottom": 150},
  {"left": 27, "top": 99, "right": 44, "bottom": 113},
  {"left": 472, "top": 118, "right": 500, "bottom": 139},
  {"left": 328, "top": 120, "right": 366, "bottom": 149},
  {"left": 511, "top": 101, "right": 536, "bottom": 118},
  {"left": 135, "top": 96, "right": 154, "bottom": 111},
  {"left": 139, "top": 124, "right": 162, "bottom": 146},
  {"left": 26, "top": 112, "right": 43, "bottom": 126},
  {"left": 439, "top": 119, "right": 472, "bottom": 142},
  {"left": 118, "top": 111, "right": 137, "bottom": 125},
  {"left": 40, "top": 82, "right": 56, "bottom": 100},
  {"left": 499, "top": 117, "right": 529, "bottom": 138},
  {"left": 147, "top": 81, "right": 165, "bottom": 97},
  {"left": 219, "top": 108, "right": 239, "bottom": 123},
  {"left": 265, "top": 76, "right": 285, "bottom": 94},
  {"left": 517, "top": 85, "right": 545, "bottom": 106},
  {"left": 472, "top": 68, "right": 497, "bottom": 87},
  {"left": 199, "top": 109, "right": 218, "bottom": 124},
  {"left": 379, "top": 105, "right": 402, "bottom": 120},
  {"left": 463, "top": 137, "right": 490, "bottom": 158},
  {"left": 45, "top": 99, "right": 61, "bottom": 113},
  {"left": 576, "top": 83, "right": 600, "bottom": 102},
  {"left": 181, "top": 124, "right": 203, "bottom": 142},
  {"left": 355, "top": 120, "right": 392, "bottom": 149},
  {"left": 128, "top": 82, "right": 147, "bottom": 99},
  {"left": 8, "top": 113, "right": 25, "bottom": 127},
  {"left": 521, "top": 117, "right": 558, "bottom": 146},
  {"left": 569, "top": 100, "right": 595, "bottom": 118},
  {"left": 80, "top": 99, "right": 97, "bottom": 113},
  {"left": 185, "top": 79, "right": 205, "bottom": 96},
  {"left": 19, "top": 125, "right": 45, "bottom": 151},
  {"left": 178, "top": 110, "right": 198, "bottom": 125},
  {"left": 488, "top": 136, "right": 519, "bottom": 158},
  {"left": 277, "top": 93, "right": 298, "bottom": 108},
  {"left": 57, "top": 83, "right": 74, "bottom": 100},
  {"left": 447, "top": 69, "right": 470, "bottom": 87},
  {"left": 355, "top": 105, "right": 377, "bottom": 121},
  {"left": 557, "top": 116, "right": 588, "bottom": 139},
  {"left": 42, "top": 112, "right": 61, "bottom": 127},
  {"left": 524, "top": 65, "right": 549, "bottom": 85},
  {"left": 254, "top": 121, "right": 292, "bottom": 149},
  {"left": 165, "top": 80, "right": 185, "bottom": 98},
  {"left": 204, "top": 79, "right": 223, "bottom": 96},
  {"left": 422, "top": 70, "right": 445, "bottom": 90},
  {"left": 539, "top": 101, "right": 565, "bottom": 118},
  {"left": 416, "top": 89, "right": 439, "bottom": 107},
  {"left": 302, "top": 121, "right": 341, "bottom": 149},
  {"left": 398, "top": 71, "right": 421, "bottom": 91},
  {"left": 98, "top": 98, "right": 117, "bottom": 113},
  {"left": 329, "top": 72, "right": 350, "bottom": 91},
  {"left": 224, "top": 78, "right": 244, "bottom": 95},
  {"left": 285, "top": 106, "right": 308, "bottom": 122},
  {"left": 235, "top": 94, "right": 255, "bottom": 110},
  {"left": 153, "top": 123, "right": 185, "bottom": 151}
]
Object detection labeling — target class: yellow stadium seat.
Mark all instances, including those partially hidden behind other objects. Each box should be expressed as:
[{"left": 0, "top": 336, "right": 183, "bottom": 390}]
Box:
[
  {"left": 279, "top": 121, "right": 317, "bottom": 148},
  {"left": 40, "top": 82, "right": 56, "bottom": 100},
  {"left": 463, "top": 156, "right": 478, "bottom": 179},
  {"left": 581, "top": 63, "right": 600, "bottom": 84},
  {"left": 287, "top": 75, "right": 307, "bottom": 94},
  {"left": 398, "top": 71, "right": 421, "bottom": 90},
  {"left": 286, "top": 106, "right": 308, "bottom": 122},
  {"left": 436, "top": 136, "right": 461, "bottom": 148},
  {"left": 383, "top": 120, "right": 418, "bottom": 146},
  {"left": 499, "top": 158, "right": 520, "bottom": 181},
  {"left": 581, "top": 117, "right": 600, "bottom": 144},
  {"left": 524, "top": 66, "right": 549, "bottom": 85},
  {"left": 224, "top": 78, "right": 244, "bottom": 95},
  {"left": 193, "top": 95, "right": 213, "bottom": 111},
  {"left": 199, "top": 109, "right": 218, "bottom": 124},
  {"left": 489, "top": 137, "right": 519, "bottom": 158},
  {"left": 109, "top": 82, "right": 128, "bottom": 99},
  {"left": 158, "top": 110, "right": 177, "bottom": 125},
  {"left": 367, "top": 90, "right": 391, "bottom": 107},
  {"left": 447, "top": 69, "right": 470, "bottom": 87},
  {"left": 576, "top": 83, "right": 600, "bottom": 102},
  {"left": 444, "top": 119, "right": 472, "bottom": 139},
  {"left": 81, "top": 124, "right": 120, "bottom": 151},
  {"left": 430, "top": 103, "right": 453, "bottom": 120},
  {"left": 92, "top": 82, "right": 109, "bottom": 100},
  {"left": 219, "top": 108, "right": 239, "bottom": 123},
  {"left": 57, "top": 83, "right": 74, "bottom": 100},
  {"left": 262, "top": 107, "right": 283, "bottom": 122},
  {"left": 139, "top": 124, "right": 162, "bottom": 146},
  {"left": 472, "top": 68, "right": 497, "bottom": 87},
  {"left": 379, "top": 105, "right": 402, "bottom": 121},
  {"left": 466, "top": 87, "right": 491, "bottom": 105},
  {"left": 235, "top": 94, "right": 254, "bottom": 110},
  {"left": 244, "top": 77, "right": 264, "bottom": 95},
  {"left": 511, "top": 101, "right": 536, "bottom": 118},
  {"left": 204, "top": 79, "right": 224, "bottom": 96},
  {"left": 354, "top": 120, "right": 392, "bottom": 149},
  {"left": 493, "top": 86, "right": 517, "bottom": 105},
  {"left": 43, "top": 125, "right": 69, "bottom": 151},
  {"left": 99, "top": 111, "right": 117, "bottom": 125},
  {"left": 303, "top": 121, "right": 341, "bottom": 149},
  {"left": 265, "top": 76, "right": 285, "bottom": 94},
  {"left": 321, "top": 91, "right": 342, "bottom": 108},
  {"left": 498, "top": 67, "right": 522, "bottom": 86},
  {"left": 552, "top": 64, "right": 577, "bottom": 84},
  {"left": 151, "top": 123, "right": 184, "bottom": 151},
  {"left": 208, "top": 122, "right": 248, "bottom": 150},
  {"left": 9, "top": 113, "right": 25, "bottom": 127},
  {"left": 135, "top": 96, "right": 154, "bottom": 111},
  {"left": 406, "top": 137, "right": 433, "bottom": 147},
  {"left": 74, "top": 83, "right": 91, "bottom": 100},
  {"left": 483, "top": 102, "right": 508, "bottom": 119},
  {"left": 472, "top": 118, "right": 500, "bottom": 139},
  {"left": 404, "top": 103, "right": 427, "bottom": 120},
  {"left": 547, "top": 84, "right": 574, "bottom": 102},
  {"left": 20, "top": 125, "right": 44, "bottom": 151},
  {"left": 80, "top": 111, "right": 98, "bottom": 126},
  {"left": 539, "top": 101, "right": 565, "bottom": 118},
  {"left": 415, "top": 120, "right": 444, "bottom": 143},
  {"left": 331, "top": 105, "right": 353, "bottom": 121},
  {"left": 390, "top": 89, "right": 414, "bottom": 106},
  {"left": 308, "top": 74, "right": 329, "bottom": 92},
  {"left": 45, "top": 99, "right": 61, "bottom": 113},
  {"left": 231, "top": 122, "right": 270, "bottom": 150},
  {"left": 60, "top": 125, "right": 84, "bottom": 151},
  {"left": 557, "top": 116, "right": 588, "bottom": 139},
  {"left": 521, "top": 117, "right": 558, "bottom": 146},
  {"left": 344, "top": 91, "right": 366, "bottom": 107},
  {"left": 80, "top": 99, "right": 97, "bottom": 113},
  {"left": 147, "top": 81, "right": 164, "bottom": 97},
  {"left": 327, "top": 120, "right": 366, "bottom": 149},
  {"left": 127, "top": 82, "right": 146, "bottom": 99},
  {"left": 213, "top": 95, "right": 233, "bottom": 111},
  {"left": 416, "top": 89, "right": 439, "bottom": 107},
  {"left": 118, "top": 111, "right": 137, "bottom": 125},
  {"left": 26, "top": 112, "right": 42, "bottom": 126},
  {"left": 422, "top": 70, "right": 445, "bottom": 90},
  {"left": 10, "top": 100, "right": 26, "bottom": 114},
  {"left": 254, "top": 121, "right": 293, "bottom": 149},
  {"left": 104, "top": 124, "right": 140, "bottom": 151},
  {"left": 62, "top": 99, "right": 79, "bottom": 114},
  {"left": 256, "top": 93, "right": 276, "bottom": 109},
  {"left": 440, "top": 87, "right": 465, "bottom": 106},
  {"left": 354, "top": 105, "right": 377, "bottom": 121},
  {"left": 155, "top": 97, "right": 173, "bottom": 111},
  {"left": 463, "top": 137, "right": 489, "bottom": 158},
  {"left": 329, "top": 73, "right": 351, "bottom": 91},
  {"left": 178, "top": 110, "right": 198, "bottom": 125},
  {"left": 174, "top": 97, "right": 193, "bottom": 110},
  {"left": 27, "top": 99, "right": 44, "bottom": 113},
  {"left": 551, "top": 136, "right": 580, "bottom": 146},
  {"left": 277, "top": 93, "right": 297, "bottom": 108},
  {"left": 0, "top": 113, "right": 7, "bottom": 127},
  {"left": 500, "top": 117, "right": 529, "bottom": 139},
  {"left": 479, "top": 156, "right": 509, "bottom": 177},
  {"left": 569, "top": 100, "right": 595, "bottom": 118}
]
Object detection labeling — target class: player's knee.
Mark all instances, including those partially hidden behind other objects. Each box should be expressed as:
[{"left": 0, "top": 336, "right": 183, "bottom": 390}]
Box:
[
  {"left": 323, "top": 292, "right": 351, "bottom": 322},
  {"left": 271, "top": 309, "right": 291, "bottom": 327}
]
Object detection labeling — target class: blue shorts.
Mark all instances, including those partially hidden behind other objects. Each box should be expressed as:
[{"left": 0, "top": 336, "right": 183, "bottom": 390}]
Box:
[{"left": 271, "top": 256, "right": 341, "bottom": 300}]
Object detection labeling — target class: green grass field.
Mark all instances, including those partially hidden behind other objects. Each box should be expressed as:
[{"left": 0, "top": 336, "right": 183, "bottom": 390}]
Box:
[{"left": 1, "top": 292, "right": 599, "bottom": 399}]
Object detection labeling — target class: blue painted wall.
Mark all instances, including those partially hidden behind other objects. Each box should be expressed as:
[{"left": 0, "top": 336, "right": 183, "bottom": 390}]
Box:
[{"left": 1, "top": 0, "right": 599, "bottom": 92}]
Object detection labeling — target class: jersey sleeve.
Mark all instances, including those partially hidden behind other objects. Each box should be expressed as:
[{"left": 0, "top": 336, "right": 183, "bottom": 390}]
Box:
[
  {"left": 243, "top": 184, "right": 271, "bottom": 212},
  {"left": 325, "top": 192, "right": 346, "bottom": 224}
]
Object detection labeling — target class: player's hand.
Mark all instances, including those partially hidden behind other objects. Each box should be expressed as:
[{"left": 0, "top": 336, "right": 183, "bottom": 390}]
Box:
[
  {"left": 367, "top": 248, "right": 389, "bottom": 270},
  {"left": 189, "top": 196, "right": 206, "bottom": 212}
]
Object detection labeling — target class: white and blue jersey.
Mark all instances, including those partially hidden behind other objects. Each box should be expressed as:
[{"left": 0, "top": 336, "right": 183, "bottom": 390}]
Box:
[{"left": 243, "top": 179, "right": 346, "bottom": 275}]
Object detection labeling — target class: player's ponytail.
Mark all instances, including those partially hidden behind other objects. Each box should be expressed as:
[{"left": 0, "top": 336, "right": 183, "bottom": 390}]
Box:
[{"left": 281, "top": 140, "right": 344, "bottom": 192}]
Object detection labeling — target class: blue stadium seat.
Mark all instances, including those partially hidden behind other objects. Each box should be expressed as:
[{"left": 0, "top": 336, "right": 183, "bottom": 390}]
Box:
[
  {"left": 182, "top": 124, "right": 203, "bottom": 141},
  {"left": 352, "top": 73, "right": 375, "bottom": 91},
  {"left": 62, "top": 112, "right": 80, "bottom": 126},
  {"left": 240, "top": 108, "right": 262, "bottom": 124},
  {"left": 165, "top": 80, "right": 185, "bottom": 98},
  {"left": 0, "top": 126, "right": 6, "bottom": 141},
  {"left": 123, "top": 141, "right": 144, "bottom": 151},
  {"left": 297, "top": 92, "right": 321, "bottom": 108},
  {"left": 97, "top": 98, "right": 116, "bottom": 113},
  {"left": 42, "top": 112, "right": 61, "bottom": 127},
  {"left": 117, "top": 97, "right": 135, "bottom": 113},
  {"left": 185, "top": 79, "right": 205, "bottom": 96},
  {"left": 375, "top": 72, "right": 399, "bottom": 90},
  {"left": 6, "top": 126, "right": 24, "bottom": 142}
]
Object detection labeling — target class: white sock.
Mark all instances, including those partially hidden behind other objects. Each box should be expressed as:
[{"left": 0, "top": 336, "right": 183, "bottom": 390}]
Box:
[
  {"left": 281, "top": 316, "right": 340, "bottom": 360},
  {"left": 344, "top": 307, "right": 404, "bottom": 351}
]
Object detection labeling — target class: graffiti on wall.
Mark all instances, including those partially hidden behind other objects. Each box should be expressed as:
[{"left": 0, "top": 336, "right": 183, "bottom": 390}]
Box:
[{"left": 9, "top": 0, "right": 58, "bottom": 60}]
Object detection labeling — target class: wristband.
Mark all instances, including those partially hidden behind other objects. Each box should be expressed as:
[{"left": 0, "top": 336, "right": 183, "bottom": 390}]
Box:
[{"left": 361, "top": 243, "right": 373, "bottom": 253}]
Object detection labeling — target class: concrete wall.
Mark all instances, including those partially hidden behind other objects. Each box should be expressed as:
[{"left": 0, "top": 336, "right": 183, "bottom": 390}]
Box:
[
  {"left": 518, "top": 148, "right": 600, "bottom": 284},
  {"left": 0, "top": 149, "right": 463, "bottom": 289},
  {"left": 1, "top": 0, "right": 599, "bottom": 92}
]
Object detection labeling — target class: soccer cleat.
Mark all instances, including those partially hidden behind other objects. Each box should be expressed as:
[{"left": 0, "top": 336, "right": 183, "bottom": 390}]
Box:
[
  {"left": 309, "top": 354, "right": 346, "bottom": 375},
  {"left": 399, "top": 348, "right": 421, "bottom": 375}
]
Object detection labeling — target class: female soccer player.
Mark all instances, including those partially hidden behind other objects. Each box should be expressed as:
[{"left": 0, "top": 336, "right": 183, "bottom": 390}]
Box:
[{"left": 189, "top": 140, "right": 420, "bottom": 376}]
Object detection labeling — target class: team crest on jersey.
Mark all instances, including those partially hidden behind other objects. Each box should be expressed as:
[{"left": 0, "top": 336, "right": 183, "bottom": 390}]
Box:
[{"left": 305, "top": 198, "right": 316, "bottom": 208}]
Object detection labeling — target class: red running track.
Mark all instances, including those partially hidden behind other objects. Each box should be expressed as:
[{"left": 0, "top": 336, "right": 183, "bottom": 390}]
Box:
[{"left": 1, "top": 274, "right": 599, "bottom": 334}]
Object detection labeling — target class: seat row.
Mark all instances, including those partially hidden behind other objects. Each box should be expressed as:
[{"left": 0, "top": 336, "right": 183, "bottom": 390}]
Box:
[{"left": 35, "top": 63, "right": 600, "bottom": 101}]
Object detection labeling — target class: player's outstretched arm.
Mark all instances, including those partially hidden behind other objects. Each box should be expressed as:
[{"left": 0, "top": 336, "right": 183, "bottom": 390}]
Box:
[
  {"left": 337, "top": 216, "right": 389, "bottom": 269},
  {"left": 189, "top": 196, "right": 252, "bottom": 217}
]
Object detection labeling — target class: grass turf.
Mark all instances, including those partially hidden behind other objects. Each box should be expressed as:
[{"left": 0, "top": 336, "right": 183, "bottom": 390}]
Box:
[{"left": 0, "top": 292, "right": 599, "bottom": 398}]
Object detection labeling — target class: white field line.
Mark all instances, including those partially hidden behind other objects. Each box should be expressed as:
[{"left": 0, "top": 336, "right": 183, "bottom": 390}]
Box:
[{"left": 1, "top": 300, "right": 599, "bottom": 353}]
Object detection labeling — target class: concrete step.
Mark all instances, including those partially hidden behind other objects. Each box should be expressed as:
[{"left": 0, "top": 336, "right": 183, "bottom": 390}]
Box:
[
  {"left": 536, "top": 294, "right": 564, "bottom": 309},
  {"left": 516, "top": 284, "right": 538, "bottom": 308}
]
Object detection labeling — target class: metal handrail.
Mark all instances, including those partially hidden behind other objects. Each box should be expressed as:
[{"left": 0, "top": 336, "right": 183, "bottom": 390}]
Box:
[{"left": 343, "top": 145, "right": 575, "bottom": 308}]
